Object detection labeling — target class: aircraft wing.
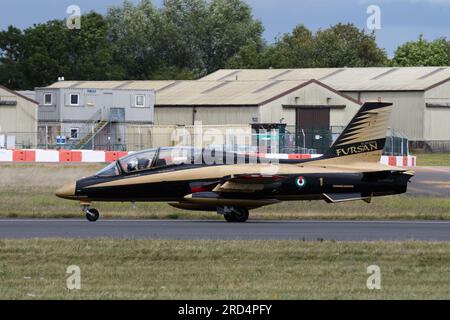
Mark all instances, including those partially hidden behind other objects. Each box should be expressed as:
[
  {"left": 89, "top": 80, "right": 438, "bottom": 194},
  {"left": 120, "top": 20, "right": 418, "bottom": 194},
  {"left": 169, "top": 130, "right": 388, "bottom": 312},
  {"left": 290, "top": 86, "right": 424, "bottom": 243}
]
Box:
[
  {"left": 212, "top": 174, "right": 286, "bottom": 193},
  {"left": 183, "top": 192, "right": 280, "bottom": 208},
  {"left": 173, "top": 174, "right": 285, "bottom": 210}
]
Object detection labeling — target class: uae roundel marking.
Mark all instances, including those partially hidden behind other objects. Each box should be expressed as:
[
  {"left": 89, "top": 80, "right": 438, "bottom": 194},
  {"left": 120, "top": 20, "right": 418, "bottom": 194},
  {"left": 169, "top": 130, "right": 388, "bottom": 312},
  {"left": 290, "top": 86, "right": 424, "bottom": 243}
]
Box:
[{"left": 295, "top": 176, "right": 306, "bottom": 188}]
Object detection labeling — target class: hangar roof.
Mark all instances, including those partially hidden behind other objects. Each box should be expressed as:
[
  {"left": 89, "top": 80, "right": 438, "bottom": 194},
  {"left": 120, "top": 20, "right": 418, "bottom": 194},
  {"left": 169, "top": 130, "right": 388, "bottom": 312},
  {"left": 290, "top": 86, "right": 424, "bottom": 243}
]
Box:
[
  {"left": 0, "top": 85, "right": 38, "bottom": 105},
  {"left": 200, "top": 67, "right": 450, "bottom": 91},
  {"left": 43, "top": 67, "right": 450, "bottom": 106},
  {"left": 44, "top": 79, "right": 359, "bottom": 106},
  {"left": 45, "top": 80, "right": 173, "bottom": 91}
]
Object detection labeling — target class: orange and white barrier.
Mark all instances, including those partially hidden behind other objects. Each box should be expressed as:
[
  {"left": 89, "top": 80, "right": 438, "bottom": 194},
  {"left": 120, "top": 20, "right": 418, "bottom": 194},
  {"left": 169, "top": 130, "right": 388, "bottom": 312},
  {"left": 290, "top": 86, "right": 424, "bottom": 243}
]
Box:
[
  {"left": 0, "top": 149, "right": 129, "bottom": 164},
  {"left": 380, "top": 155, "right": 416, "bottom": 167},
  {"left": 0, "top": 149, "right": 416, "bottom": 167},
  {"left": 0, "top": 149, "right": 13, "bottom": 162}
]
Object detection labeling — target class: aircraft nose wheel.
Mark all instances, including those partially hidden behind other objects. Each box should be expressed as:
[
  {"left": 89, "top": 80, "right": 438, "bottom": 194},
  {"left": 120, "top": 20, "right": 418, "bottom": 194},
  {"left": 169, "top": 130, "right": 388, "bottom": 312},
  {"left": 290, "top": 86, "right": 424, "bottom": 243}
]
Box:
[{"left": 84, "top": 208, "right": 100, "bottom": 222}]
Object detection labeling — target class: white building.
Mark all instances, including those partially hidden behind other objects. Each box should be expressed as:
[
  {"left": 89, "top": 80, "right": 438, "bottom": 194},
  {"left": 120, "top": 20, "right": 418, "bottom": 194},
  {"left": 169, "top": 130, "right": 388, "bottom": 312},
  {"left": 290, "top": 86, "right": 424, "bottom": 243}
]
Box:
[{"left": 0, "top": 85, "right": 38, "bottom": 148}]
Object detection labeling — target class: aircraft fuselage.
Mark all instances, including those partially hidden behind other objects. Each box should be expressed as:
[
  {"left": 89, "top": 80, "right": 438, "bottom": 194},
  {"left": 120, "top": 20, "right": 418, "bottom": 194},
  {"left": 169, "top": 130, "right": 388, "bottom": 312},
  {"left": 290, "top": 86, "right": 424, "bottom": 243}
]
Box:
[{"left": 66, "top": 163, "right": 412, "bottom": 203}]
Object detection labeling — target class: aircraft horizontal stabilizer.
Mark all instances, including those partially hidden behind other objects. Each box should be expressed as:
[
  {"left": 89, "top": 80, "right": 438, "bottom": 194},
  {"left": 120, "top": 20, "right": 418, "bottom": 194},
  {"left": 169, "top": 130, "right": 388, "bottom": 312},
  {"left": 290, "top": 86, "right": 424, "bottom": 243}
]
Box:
[{"left": 323, "top": 193, "right": 372, "bottom": 204}]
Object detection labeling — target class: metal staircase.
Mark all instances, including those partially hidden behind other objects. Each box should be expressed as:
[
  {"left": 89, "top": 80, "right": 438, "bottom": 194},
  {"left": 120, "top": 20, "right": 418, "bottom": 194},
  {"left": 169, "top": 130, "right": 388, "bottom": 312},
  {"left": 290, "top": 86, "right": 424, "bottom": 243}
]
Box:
[
  {"left": 70, "top": 109, "right": 109, "bottom": 150},
  {"left": 75, "top": 120, "right": 109, "bottom": 149}
]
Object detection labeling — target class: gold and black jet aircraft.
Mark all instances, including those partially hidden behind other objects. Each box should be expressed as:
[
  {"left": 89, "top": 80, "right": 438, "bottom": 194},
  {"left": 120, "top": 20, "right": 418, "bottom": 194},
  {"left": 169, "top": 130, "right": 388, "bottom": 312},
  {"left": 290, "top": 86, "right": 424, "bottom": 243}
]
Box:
[{"left": 56, "top": 101, "right": 414, "bottom": 222}]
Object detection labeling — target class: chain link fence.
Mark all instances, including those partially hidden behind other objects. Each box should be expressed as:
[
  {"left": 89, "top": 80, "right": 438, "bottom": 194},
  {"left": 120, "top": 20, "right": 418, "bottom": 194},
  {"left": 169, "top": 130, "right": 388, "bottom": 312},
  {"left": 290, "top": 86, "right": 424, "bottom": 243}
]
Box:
[{"left": 0, "top": 126, "right": 410, "bottom": 156}]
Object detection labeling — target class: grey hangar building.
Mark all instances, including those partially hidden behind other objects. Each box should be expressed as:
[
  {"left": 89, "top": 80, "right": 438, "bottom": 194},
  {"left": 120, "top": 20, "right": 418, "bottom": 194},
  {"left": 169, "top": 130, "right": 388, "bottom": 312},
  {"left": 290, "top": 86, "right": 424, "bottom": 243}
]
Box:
[{"left": 32, "top": 66, "right": 450, "bottom": 152}]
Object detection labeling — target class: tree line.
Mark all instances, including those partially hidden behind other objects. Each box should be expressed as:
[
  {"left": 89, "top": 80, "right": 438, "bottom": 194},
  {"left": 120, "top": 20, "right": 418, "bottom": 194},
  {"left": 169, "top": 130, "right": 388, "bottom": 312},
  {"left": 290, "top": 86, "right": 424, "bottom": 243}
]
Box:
[{"left": 0, "top": 0, "right": 449, "bottom": 90}]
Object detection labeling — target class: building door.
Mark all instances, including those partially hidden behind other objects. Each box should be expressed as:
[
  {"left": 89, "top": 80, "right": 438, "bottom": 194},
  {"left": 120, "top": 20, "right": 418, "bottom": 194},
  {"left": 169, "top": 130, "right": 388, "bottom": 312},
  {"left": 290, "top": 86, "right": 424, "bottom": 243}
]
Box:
[
  {"left": 295, "top": 108, "right": 331, "bottom": 154},
  {"left": 102, "top": 92, "right": 114, "bottom": 120}
]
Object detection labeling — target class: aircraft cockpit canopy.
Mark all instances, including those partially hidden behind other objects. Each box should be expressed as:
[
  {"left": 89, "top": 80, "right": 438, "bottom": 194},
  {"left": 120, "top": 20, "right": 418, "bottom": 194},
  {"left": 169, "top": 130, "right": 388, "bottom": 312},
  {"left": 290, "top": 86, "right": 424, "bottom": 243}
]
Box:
[
  {"left": 95, "top": 147, "right": 262, "bottom": 177},
  {"left": 95, "top": 161, "right": 121, "bottom": 177},
  {"left": 120, "top": 149, "right": 158, "bottom": 173},
  {"left": 95, "top": 147, "right": 197, "bottom": 177}
]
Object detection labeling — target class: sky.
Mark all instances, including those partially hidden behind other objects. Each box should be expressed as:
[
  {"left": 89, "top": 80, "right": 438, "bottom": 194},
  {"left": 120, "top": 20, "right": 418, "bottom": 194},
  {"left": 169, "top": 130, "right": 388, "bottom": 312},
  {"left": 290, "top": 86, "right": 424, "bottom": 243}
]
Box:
[{"left": 0, "top": 0, "right": 449, "bottom": 57}]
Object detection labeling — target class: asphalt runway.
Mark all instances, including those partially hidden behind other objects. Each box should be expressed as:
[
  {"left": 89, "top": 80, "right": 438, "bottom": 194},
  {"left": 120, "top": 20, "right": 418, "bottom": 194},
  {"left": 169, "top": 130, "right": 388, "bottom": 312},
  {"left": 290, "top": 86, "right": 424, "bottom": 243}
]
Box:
[
  {"left": 0, "top": 166, "right": 448, "bottom": 241},
  {"left": 407, "top": 166, "right": 450, "bottom": 197},
  {"left": 1, "top": 219, "right": 450, "bottom": 241}
]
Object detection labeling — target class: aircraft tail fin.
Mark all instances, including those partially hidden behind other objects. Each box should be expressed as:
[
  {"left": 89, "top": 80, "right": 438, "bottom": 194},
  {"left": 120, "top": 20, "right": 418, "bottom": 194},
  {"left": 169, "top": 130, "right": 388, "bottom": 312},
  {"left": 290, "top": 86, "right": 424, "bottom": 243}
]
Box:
[{"left": 321, "top": 101, "right": 393, "bottom": 163}]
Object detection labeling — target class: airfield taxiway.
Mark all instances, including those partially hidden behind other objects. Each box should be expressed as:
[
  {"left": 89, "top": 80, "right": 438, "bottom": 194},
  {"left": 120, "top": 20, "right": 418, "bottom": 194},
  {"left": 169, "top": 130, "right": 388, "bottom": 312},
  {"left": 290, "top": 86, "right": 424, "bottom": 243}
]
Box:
[
  {"left": 0, "top": 166, "right": 449, "bottom": 241},
  {"left": 1, "top": 219, "right": 449, "bottom": 241}
]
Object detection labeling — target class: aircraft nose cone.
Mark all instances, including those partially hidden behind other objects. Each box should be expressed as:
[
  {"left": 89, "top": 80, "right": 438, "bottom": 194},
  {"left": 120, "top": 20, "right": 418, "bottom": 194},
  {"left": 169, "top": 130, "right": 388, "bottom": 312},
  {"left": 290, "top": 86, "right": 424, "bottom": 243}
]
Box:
[{"left": 55, "top": 183, "right": 76, "bottom": 199}]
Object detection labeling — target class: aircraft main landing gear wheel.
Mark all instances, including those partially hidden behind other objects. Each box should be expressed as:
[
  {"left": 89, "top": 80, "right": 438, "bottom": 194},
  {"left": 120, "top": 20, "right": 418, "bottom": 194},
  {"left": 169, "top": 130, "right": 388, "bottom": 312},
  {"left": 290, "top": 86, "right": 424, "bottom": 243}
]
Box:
[
  {"left": 222, "top": 207, "right": 249, "bottom": 223},
  {"left": 85, "top": 208, "right": 100, "bottom": 222}
]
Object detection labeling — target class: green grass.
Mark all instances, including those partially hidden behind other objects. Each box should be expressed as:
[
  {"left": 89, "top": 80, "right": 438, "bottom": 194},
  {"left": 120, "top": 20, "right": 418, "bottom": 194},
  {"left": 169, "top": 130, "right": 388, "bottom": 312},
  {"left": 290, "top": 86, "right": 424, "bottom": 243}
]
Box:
[
  {"left": 0, "top": 239, "right": 449, "bottom": 299},
  {"left": 415, "top": 153, "right": 450, "bottom": 166},
  {"left": 1, "top": 164, "right": 449, "bottom": 300},
  {"left": 1, "top": 186, "right": 450, "bottom": 220},
  {"left": 1, "top": 163, "right": 449, "bottom": 220}
]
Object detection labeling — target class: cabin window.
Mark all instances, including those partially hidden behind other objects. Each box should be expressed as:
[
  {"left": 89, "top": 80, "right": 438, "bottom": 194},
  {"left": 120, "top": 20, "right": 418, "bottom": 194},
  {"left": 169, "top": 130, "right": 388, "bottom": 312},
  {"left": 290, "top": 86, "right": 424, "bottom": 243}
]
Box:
[
  {"left": 44, "top": 93, "right": 52, "bottom": 105},
  {"left": 135, "top": 95, "right": 145, "bottom": 107},
  {"left": 70, "top": 128, "right": 79, "bottom": 140},
  {"left": 70, "top": 94, "right": 80, "bottom": 106}
]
